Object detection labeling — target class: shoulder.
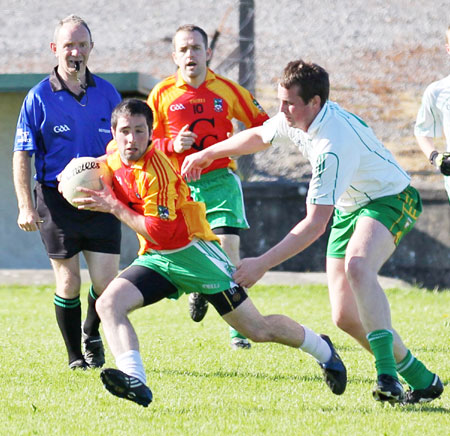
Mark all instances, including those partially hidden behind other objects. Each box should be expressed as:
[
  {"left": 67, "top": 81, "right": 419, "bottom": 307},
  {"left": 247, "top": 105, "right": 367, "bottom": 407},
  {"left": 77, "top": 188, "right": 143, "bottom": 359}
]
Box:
[
  {"left": 91, "top": 74, "right": 121, "bottom": 98},
  {"left": 422, "top": 76, "right": 450, "bottom": 99},
  {"left": 20, "top": 77, "right": 52, "bottom": 113},
  {"left": 25, "top": 76, "right": 51, "bottom": 100},
  {"left": 150, "top": 75, "right": 177, "bottom": 95},
  {"left": 209, "top": 71, "right": 248, "bottom": 94}
]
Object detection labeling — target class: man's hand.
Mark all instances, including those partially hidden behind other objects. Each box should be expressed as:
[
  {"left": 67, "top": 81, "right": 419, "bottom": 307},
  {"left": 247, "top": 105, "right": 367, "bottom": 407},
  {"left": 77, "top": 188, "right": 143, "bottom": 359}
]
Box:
[
  {"left": 232, "top": 257, "right": 268, "bottom": 288},
  {"left": 17, "top": 207, "right": 43, "bottom": 232},
  {"left": 181, "top": 150, "right": 213, "bottom": 182},
  {"left": 435, "top": 152, "right": 450, "bottom": 176},
  {"left": 174, "top": 124, "right": 198, "bottom": 153},
  {"left": 72, "top": 176, "right": 118, "bottom": 213}
]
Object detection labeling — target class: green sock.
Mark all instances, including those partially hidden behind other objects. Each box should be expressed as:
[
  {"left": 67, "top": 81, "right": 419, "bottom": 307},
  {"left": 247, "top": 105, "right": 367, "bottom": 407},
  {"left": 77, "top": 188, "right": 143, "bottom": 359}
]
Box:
[
  {"left": 396, "top": 350, "right": 434, "bottom": 390},
  {"left": 367, "top": 329, "right": 397, "bottom": 378},
  {"left": 229, "top": 327, "right": 247, "bottom": 340}
]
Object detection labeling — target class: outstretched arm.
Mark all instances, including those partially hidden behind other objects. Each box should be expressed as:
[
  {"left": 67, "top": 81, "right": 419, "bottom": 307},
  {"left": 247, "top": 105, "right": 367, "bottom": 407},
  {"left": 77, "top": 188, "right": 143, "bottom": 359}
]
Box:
[
  {"left": 233, "top": 204, "right": 334, "bottom": 288},
  {"left": 181, "top": 125, "right": 270, "bottom": 181}
]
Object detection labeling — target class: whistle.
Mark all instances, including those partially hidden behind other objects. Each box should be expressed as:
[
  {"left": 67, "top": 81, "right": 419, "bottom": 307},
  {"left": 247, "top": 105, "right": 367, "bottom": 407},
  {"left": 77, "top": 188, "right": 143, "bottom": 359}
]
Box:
[{"left": 74, "top": 61, "right": 81, "bottom": 72}]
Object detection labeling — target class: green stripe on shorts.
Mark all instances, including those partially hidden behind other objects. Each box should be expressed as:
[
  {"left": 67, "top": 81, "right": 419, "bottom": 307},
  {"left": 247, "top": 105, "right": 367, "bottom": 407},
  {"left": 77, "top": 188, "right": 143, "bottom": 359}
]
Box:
[
  {"left": 131, "top": 239, "right": 237, "bottom": 300},
  {"left": 327, "top": 185, "right": 422, "bottom": 258}
]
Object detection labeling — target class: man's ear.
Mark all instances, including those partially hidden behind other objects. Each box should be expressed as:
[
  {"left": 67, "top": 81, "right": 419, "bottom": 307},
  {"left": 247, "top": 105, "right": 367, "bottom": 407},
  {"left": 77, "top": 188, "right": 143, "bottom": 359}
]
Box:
[
  {"left": 311, "top": 95, "right": 321, "bottom": 108},
  {"left": 50, "top": 42, "right": 57, "bottom": 55},
  {"left": 206, "top": 47, "right": 212, "bottom": 62}
]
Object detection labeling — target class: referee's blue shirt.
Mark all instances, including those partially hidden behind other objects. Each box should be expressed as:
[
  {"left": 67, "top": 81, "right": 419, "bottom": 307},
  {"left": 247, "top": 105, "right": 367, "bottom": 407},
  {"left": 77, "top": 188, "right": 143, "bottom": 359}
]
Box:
[{"left": 14, "top": 67, "right": 121, "bottom": 187}]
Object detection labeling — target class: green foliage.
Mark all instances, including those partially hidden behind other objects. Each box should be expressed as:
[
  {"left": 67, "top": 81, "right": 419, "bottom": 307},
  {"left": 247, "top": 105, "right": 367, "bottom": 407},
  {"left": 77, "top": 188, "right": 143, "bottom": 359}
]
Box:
[{"left": 0, "top": 284, "right": 448, "bottom": 435}]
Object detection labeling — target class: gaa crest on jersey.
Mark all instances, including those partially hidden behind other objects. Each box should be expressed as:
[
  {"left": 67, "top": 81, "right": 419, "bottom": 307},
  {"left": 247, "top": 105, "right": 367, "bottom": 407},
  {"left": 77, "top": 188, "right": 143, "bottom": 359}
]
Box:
[
  {"left": 158, "top": 205, "right": 170, "bottom": 220},
  {"left": 253, "top": 99, "right": 264, "bottom": 112},
  {"left": 214, "top": 98, "right": 223, "bottom": 112}
]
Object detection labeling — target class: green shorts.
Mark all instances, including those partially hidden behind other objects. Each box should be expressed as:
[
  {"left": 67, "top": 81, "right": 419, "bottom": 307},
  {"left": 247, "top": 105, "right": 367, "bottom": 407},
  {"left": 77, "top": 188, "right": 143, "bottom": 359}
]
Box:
[
  {"left": 327, "top": 185, "right": 422, "bottom": 258},
  {"left": 131, "top": 239, "right": 237, "bottom": 300},
  {"left": 188, "top": 168, "right": 249, "bottom": 230}
]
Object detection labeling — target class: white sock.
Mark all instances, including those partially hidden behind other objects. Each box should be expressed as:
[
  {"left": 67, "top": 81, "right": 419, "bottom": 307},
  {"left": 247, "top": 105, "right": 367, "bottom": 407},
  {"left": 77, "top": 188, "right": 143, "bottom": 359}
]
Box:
[
  {"left": 299, "top": 326, "right": 332, "bottom": 363},
  {"left": 115, "top": 350, "right": 146, "bottom": 384}
]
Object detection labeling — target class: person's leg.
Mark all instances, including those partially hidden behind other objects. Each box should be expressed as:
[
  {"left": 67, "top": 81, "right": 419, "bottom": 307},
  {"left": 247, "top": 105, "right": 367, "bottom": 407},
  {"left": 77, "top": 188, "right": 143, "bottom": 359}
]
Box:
[
  {"left": 217, "top": 293, "right": 347, "bottom": 395},
  {"left": 96, "top": 278, "right": 144, "bottom": 360},
  {"left": 50, "top": 255, "right": 85, "bottom": 369},
  {"left": 218, "top": 233, "right": 251, "bottom": 349},
  {"left": 327, "top": 256, "right": 411, "bottom": 361},
  {"left": 327, "top": 257, "right": 370, "bottom": 351},
  {"left": 83, "top": 251, "right": 119, "bottom": 336},
  {"left": 97, "top": 265, "right": 177, "bottom": 407},
  {"left": 345, "top": 216, "right": 436, "bottom": 403},
  {"left": 96, "top": 277, "right": 152, "bottom": 406},
  {"left": 81, "top": 251, "right": 120, "bottom": 367}
]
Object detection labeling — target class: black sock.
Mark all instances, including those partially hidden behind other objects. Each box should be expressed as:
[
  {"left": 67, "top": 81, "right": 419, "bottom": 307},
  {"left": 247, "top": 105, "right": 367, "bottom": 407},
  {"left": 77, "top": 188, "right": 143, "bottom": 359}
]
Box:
[
  {"left": 83, "top": 285, "right": 100, "bottom": 337},
  {"left": 54, "top": 294, "right": 82, "bottom": 364}
]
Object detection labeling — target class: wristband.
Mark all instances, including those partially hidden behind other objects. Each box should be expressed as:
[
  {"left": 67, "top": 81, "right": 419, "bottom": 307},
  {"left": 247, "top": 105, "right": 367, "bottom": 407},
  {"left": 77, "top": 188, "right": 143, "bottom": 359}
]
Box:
[{"left": 429, "top": 150, "right": 438, "bottom": 165}]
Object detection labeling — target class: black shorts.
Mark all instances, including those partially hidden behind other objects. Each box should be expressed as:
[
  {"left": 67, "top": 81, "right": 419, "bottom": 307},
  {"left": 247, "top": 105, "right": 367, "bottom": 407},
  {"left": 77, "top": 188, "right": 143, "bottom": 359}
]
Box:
[
  {"left": 119, "top": 265, "right": 248, "bottom": 315},
  {"left": 213, "top": 226, "right": 240, "bottom": 236},
  {"left": 34, "top": 182, "right": 121, "bottom": 259}
]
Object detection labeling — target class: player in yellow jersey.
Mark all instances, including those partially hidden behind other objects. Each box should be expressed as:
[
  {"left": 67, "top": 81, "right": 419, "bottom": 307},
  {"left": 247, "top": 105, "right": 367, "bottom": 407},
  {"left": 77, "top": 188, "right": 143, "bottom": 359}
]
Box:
[
  {"left": 148, "top": 24, "right": 269, "bottom": 349},
  {"left": 72, "top": 98, "right": 347, "bottom": 407}
]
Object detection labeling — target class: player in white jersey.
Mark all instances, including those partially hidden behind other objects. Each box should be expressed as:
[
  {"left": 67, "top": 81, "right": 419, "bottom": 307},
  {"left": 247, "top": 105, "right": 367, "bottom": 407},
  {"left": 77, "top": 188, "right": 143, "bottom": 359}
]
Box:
[
  {"left": 415, "top": 25, "right": 450, "bottom": 201},
  {"left": 181, "top": 60, "right": 443, "bottom": 406}
]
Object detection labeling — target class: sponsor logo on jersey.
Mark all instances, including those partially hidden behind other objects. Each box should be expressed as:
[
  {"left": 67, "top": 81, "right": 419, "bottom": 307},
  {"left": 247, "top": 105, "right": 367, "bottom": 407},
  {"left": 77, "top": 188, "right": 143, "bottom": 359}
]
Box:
[
  {"left": 16, "top": 128, "right": 32, "bottom": 144},
  {"left": 158, "top": 205, "right": 170, "bottom": 220},
  {"left": 253, "top": 98, "right": 264, "bottom": 112},
  {"left": 214, "top": 98, "right": 223, "bottom": 112},
  {"left": 98, "top": 128, "right": 110, "bottom": 134},
  {"left": 189, "top": 98, "right": 206, "bottom": 104},
  {"left": 169, "top": 103, "right": 186, "bottom": 111},
  {"left": 53, "top": 124, "right": 71, "bottom": 133}
]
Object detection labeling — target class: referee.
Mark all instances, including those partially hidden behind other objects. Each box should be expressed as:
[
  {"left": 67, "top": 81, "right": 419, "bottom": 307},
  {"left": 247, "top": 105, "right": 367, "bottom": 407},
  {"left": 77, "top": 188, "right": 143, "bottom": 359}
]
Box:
[{"left": 12, "top": 15, "right": 122, "bottom": 370}]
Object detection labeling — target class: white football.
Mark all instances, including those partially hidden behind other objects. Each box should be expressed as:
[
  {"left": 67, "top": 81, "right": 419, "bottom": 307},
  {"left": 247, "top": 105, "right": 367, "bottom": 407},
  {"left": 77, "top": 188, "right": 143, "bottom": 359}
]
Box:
[{"left": 59, "top": 156, "right": 112, "bottom": 207}]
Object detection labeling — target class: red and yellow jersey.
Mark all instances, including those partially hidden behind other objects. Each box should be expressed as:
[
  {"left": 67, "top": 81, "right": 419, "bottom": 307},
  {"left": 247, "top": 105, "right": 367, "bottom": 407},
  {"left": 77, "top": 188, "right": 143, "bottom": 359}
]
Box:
[
  {"left": 106, "top": 142, "right": 219, "bottom": 254},
  {"left": 148, "top": 69, "right": 269, "bottom": 173}
]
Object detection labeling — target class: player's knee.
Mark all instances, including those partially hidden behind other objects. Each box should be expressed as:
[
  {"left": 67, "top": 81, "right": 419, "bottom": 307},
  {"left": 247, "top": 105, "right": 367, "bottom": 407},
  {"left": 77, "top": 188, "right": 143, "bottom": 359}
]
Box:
[
  {"left": 345, "top": 256, "right": 367, "bottom": 285},
  {"left": 333, "top": 312, "right": 361, "bottom": 336},
  {"left": 95, "top": 290, "right": 116, "bottom": 320},
  {"left": 244, "top": 319, "right": 275, "bottom": 343}
]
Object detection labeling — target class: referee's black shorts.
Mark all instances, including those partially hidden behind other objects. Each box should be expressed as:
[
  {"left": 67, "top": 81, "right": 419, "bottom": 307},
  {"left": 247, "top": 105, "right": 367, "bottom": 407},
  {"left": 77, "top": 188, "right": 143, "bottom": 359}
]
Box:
[{"left": 34, "top": 182, "right": 121, "bottom": 259}]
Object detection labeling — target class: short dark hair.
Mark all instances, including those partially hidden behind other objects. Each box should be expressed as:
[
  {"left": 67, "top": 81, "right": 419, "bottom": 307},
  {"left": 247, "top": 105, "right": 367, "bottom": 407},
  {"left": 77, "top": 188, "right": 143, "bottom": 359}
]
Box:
[
  {"left": 173, "top": 24, "right": 208, "bottom": 49},
  {"left": 53, "top": 15, "right": 92, "bottom": 44},
  {"left": 280, "top": 60, "right": 329, "bottom": 108},
  {"left": 111, "top": 99, "right": 154, "bottom": 133}
]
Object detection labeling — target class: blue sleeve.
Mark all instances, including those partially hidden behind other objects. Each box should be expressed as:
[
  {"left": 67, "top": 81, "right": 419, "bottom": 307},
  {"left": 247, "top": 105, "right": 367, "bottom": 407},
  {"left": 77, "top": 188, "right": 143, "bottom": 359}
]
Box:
[{"left": 13, "top": 91, "right": 42, "bottom": 154}]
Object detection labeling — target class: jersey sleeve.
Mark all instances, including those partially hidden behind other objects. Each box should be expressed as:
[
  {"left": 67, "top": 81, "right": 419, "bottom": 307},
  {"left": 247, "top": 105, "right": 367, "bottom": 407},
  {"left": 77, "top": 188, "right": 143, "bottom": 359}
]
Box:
[
  {"left": 414, "top": 83, "right": 443, "bottom": 138},
  {"left": 226, "top": 81, "right": 269, "bottom": 128},
  {"left": 13, "top": 92, "right": 40, "bottom": 154},
  {"left": 260, "top": 113, "right": 292, "bottom": 147}
]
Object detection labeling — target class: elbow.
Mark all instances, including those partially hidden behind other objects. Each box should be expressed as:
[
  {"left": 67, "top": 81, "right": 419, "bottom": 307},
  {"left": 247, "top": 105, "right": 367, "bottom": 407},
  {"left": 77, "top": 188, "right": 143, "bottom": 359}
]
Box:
[{"left": 315, "top": 221, "right": 328, "bottom": 238}]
